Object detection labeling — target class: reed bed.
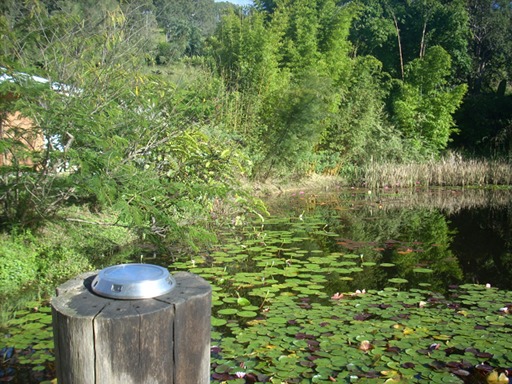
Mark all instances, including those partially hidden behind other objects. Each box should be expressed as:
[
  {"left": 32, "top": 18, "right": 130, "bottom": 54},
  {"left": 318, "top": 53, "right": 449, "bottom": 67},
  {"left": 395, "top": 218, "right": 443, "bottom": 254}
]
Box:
[
  {"left": 360, "top": 153, "right": 512, "bottom": 189},
  {"left": 368, "top": 188, "right": 512, "bottom": 214}
]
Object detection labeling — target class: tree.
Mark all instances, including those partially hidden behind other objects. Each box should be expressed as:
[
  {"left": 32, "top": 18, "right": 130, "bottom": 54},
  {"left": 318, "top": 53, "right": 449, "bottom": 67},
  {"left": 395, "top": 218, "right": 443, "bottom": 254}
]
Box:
[
  {"left": 0, "top": 1, "right": 258, "bottom": 249},
  {"left": 317, "top": 56, "right": 398, "bottom": 170},
  {"left": 152, "top": 0, "right": 217, "bottom": 61},
  {"left": 208, "top": 8, "right": 282, "bottom": 94},
  {"left": 0, "top": 0, "right": 158, "bottom": 80},
  {"left": 391, "top": 46, "right": 467, "bottom": 156},
  {"left": 466, "top": 0, "right": 512, "bottom": 93},
  {"left": 350, "top": 0, "right": 471, "bottom": 82},
  {"left": 257, "top": 74, "right": 331, "bottom": 178},
  {"left": 210, "top": 0, "right": 358, "bottom": 178}
]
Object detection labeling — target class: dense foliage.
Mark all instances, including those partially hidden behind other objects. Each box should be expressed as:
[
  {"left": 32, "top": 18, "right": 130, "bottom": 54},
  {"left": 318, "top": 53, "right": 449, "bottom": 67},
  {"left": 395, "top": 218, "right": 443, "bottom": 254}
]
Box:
[{"left": 0, "top": 0, "right": 511, "bottom": 291}]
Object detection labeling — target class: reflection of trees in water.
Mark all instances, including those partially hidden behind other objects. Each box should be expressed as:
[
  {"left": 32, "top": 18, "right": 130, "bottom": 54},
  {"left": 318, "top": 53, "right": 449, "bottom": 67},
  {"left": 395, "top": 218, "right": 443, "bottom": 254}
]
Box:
[
  {"left": 341, "top": 187, "right": 512, "bottom": 214},
  {"left": 331, "top": 207, "right": 462, "bottom": 293},
  {"left": 267, "top": 187, "right": 512, "bottom": 291},
  {"left": 448, "top": 202, "right": 512, "bottom": 290}
]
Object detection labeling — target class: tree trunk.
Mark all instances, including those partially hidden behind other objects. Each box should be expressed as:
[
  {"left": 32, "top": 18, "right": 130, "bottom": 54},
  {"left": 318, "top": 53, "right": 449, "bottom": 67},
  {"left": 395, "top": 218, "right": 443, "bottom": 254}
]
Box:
[{"left": 392, "top": 13, "right": 405, "bottom": 80}]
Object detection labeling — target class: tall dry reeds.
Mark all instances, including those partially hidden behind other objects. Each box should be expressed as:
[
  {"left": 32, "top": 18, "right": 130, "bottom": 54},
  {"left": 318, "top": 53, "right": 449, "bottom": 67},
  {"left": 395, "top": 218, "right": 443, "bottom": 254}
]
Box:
[{"left": 360, "top": 153, "right": 512, "bottom": 189}]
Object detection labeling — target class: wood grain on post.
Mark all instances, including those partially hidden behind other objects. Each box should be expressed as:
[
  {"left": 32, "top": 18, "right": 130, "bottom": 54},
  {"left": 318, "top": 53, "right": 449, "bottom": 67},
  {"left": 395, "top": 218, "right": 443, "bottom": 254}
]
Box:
[{"left": 51, "top": 271, "right": 211, "bottom": 384}]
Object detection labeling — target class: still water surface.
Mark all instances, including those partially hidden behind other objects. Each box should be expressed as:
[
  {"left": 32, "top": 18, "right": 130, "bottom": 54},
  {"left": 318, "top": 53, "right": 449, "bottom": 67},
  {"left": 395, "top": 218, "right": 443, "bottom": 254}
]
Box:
[{"left": 251, "top": 187, "right": 512, "bottom": 292}]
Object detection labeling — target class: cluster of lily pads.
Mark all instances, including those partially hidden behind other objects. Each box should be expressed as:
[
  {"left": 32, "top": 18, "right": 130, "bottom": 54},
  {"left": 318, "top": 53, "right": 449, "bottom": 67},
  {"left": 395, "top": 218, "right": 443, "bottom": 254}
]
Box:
[
  {"left": 208, "top": 284, "right": 511, "bottom": 383},
  {"left": 170, "top": 215, "right": 511, "bottom": 383},
  {"left": 1, "top": 206, "right": 511, "bottom": 383},
  {"left": 0, "top": 302, "right": 54, "bottom": 383}
]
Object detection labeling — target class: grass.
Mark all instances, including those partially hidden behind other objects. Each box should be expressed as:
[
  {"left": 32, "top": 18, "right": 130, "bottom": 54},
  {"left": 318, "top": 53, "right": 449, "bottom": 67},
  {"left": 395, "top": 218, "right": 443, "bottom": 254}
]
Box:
[{"left": 356, "top": 153, "right": 512, "bottom": 190}]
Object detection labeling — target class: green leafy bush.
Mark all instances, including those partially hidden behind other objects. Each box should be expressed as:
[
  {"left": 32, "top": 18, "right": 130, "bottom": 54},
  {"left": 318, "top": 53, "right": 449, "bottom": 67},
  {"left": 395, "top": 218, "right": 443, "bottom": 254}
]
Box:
[{"left": 0, "top": 233, "right": 38, "bottom": 295}]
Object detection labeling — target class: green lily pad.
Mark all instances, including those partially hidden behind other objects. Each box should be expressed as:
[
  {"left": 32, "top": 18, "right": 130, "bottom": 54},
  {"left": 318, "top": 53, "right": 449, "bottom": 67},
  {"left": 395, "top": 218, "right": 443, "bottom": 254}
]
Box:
[
  {"left": 388, "top": 278, "right": 409, "bottom": 284},
  {"left": 236, "top": 311, "right": 258, "bottom": 318},
  {"left": 217, "top": 308, "right": 238, "bottom": 316},
  {"left": 211, "top": 317, "right": 227, "bottom": 326}
]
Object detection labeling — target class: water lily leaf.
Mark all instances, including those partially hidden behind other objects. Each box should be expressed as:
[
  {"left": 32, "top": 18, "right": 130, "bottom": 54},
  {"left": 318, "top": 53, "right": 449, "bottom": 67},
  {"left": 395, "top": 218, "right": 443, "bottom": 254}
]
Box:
[
  {"left": 237, "top": 297, "right": 251, "bottom": 307},
  {"left": 362, "top": 262, "right": 377, "bottom": 267},
  {"left": 432, "top": 334, "right": 451, "bottom": 341},
  {"left": 236, "top": 311, "right": 258, "bottom": 318},
  {"left": 222, "top": 297, "right": 237, "bottom": 304},
  {"left": 267, "top": 317, "right": 288, "bottom": 324},
  {"left": 21, "top": 322, "right": 46, "bottom": 330},
  {"left": 217, "top": 308, "right": 238, "bottom": 316},
  {"left": 211, "top": 317, "right": 227, "bottom": 326},
  {"left": 388, "top": 278, "right": 408, "bottom": 284}
]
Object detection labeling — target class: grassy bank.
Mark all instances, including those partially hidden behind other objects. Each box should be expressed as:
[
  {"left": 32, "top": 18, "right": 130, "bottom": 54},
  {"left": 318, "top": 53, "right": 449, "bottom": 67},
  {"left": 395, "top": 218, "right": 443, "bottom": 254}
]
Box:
[
  {"left": 0, "top": 208, "right": 138, "bottom": 303},
  {"left": 251, "top": 154, "right": 512, "bottom": 197}
]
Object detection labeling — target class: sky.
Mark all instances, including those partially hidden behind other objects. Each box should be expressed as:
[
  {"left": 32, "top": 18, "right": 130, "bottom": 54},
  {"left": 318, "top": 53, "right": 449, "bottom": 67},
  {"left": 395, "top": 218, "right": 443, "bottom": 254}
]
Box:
[{"left": 215, "top": 0, "right": 253, "bottom": 5}]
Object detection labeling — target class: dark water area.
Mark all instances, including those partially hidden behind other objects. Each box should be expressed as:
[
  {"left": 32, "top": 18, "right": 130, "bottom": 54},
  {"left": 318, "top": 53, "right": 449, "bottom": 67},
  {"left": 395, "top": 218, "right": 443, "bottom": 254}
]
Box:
[{"left": 448, "top": 205, "right": 512, "bottom": 290}]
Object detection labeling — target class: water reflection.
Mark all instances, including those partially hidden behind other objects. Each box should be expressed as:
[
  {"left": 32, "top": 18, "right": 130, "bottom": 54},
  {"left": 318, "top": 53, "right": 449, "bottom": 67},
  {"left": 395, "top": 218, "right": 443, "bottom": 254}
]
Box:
[
  {"left": 263, "top": 187, "right": 512, "bottom": 291},
  {"left": 449, "top": 205, "right": 512, "bottom": 289}
]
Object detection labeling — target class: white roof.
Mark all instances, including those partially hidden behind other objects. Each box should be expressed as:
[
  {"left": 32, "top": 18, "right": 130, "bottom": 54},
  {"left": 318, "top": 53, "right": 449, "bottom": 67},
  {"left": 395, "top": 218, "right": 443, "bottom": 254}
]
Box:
[{"left": 0, "top": 67, "right": 79, "bottom": 95}]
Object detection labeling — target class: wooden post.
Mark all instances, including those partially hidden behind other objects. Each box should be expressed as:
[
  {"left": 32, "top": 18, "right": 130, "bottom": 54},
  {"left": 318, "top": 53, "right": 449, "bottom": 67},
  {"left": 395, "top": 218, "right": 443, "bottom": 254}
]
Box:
[{"left": 51, "top": 271, "right": 211, "bottom": 384}]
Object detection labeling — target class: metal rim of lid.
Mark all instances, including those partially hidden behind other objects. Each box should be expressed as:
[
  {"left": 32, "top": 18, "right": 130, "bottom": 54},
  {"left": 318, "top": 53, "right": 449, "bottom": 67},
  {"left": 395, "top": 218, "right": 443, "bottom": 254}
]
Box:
[{"left": 91, "top": 263, "right": 176, "bottom": 300}]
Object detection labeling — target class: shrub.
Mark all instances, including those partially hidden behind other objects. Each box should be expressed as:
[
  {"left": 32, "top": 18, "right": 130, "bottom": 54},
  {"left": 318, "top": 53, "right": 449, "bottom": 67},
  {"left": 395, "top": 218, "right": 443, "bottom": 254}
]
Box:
[{"left": 0, "top": 233, "right": 38, "bottom": 295}]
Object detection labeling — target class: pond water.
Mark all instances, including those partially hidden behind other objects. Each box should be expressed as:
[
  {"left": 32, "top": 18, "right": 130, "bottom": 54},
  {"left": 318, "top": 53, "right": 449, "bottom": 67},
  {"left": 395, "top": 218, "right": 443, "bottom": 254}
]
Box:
[
  {"left": 233, "top": 187, "right": 512, "bottom": 292},
  {"left": 1, "top": 187, "right": 511, "bottom": 383}
]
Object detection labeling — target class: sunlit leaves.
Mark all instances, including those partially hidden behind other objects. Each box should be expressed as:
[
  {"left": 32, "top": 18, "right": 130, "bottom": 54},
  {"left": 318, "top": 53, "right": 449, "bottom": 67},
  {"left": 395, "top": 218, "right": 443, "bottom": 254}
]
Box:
[{"left": 391, "top": 46, "right": 467, "bottom": 156}]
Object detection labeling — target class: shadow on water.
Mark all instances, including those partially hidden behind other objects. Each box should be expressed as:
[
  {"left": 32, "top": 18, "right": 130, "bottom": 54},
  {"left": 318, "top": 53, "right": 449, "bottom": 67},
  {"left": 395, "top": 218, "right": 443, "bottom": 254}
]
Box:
[{"left": 449, "top": 205, "right": 512, "bottom": 289}]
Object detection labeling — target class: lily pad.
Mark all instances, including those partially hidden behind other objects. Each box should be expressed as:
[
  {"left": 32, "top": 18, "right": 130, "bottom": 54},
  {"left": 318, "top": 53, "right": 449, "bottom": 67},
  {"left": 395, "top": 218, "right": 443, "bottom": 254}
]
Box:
[{"left": 236, "top": 311, "right": 258, "bottom": 318}]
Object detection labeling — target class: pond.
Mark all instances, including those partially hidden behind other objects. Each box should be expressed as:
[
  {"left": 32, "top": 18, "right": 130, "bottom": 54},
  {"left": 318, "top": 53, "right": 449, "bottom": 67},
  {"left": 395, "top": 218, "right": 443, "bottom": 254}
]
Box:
[
  {"left": 1, "top": 187, "right": 511, "bottom": 383},
  {"left": 251, "top": 187, "right": 512, "bottom": 292}
]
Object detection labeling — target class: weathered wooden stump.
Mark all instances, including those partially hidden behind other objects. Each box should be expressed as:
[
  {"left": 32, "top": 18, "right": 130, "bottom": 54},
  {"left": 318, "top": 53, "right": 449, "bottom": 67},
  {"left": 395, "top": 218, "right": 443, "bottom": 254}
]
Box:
[{"left": 51, "top": 271, "right": 211, "bottom": 384}]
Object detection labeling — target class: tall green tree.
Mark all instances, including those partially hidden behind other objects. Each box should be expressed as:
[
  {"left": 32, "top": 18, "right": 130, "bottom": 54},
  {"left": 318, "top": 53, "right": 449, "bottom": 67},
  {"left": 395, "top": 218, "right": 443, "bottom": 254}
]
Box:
[
  {"left": 208, "top": 8, "right": 282, "bottom": 94},
  {"left": 318, "top": 56, "right": 397, "bottom": 170},
  {"left": 152, "top": 0, "right": 216, "bottom": 60},
  {"left": 391, "top": 46, "right": 467, "bottom": 156},
  {"left": 210, "top": 0, "right": 358, "bottom": 178},
  {"left": 449, "top": 0, "right": 512, "bottom": 158},
  {"left": 350, "top": 0, "right": 471, "bottom": 82},
  {"left": 466, "top": 0, "right": 512, "bottom": 93},
  {"left": 0, "top": 0, "right": 158, "bottom": 80}
]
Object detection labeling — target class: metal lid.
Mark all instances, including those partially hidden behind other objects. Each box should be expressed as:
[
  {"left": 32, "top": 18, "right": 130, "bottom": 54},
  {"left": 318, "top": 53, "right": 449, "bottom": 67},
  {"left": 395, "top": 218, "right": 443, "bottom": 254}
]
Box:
[{"left": 91, "top": 263, "right": 176, "bottom": 300}]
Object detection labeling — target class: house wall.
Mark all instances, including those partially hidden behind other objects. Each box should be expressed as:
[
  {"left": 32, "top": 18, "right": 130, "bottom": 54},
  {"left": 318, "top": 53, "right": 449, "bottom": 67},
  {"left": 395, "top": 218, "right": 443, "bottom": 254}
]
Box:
[{"left": 0, "top": 111, "right": 45, "bottom": 167}]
